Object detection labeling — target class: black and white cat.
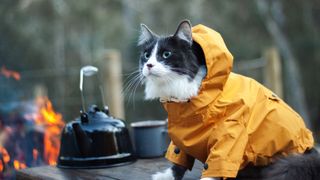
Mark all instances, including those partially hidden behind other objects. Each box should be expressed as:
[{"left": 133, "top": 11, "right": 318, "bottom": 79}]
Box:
[
  {"left": 137, "top": 20, "right": 320, "bottom": 180},
  {"left": 138, "top": 21, "right": 206, "bottom": 103},
  {"left": 138, "top": 20, "right": 214, "bottom": 180}
]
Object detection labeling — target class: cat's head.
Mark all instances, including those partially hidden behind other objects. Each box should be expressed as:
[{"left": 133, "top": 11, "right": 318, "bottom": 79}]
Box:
[{"left": 138, "top": 20, "right": 206, "bottom": 101}]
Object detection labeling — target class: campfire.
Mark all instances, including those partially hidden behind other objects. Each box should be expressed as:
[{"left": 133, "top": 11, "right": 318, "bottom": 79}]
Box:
[{"left": 0, "top": 66, "right": 65, "bottom": 178}]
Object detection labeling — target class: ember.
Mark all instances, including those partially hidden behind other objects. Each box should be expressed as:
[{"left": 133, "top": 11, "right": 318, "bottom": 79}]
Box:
[
  {"left": 0, "top": 66, "right": 21, "bottom": 81},
  {"left": 0, "top": 147, "right": 10, "bottom": 172},
  {"left": 13, "top": 160, "right": 27, "bottom": 170},
  {"left": 32, "top": 149, "right": 39, "bottom": 162}
]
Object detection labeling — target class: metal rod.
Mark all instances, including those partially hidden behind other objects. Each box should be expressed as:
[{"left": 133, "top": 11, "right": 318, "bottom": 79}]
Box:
[
  {"left": 80, "top": 69, "right": 86, "bottom": 112},
  {"left": 79, "top": 65, "right": 102, "bottom": 112}
]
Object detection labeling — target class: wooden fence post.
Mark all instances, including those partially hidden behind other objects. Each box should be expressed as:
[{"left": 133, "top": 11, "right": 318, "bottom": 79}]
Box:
[
  {"left": 101, "top": 49, "right": 125, "bottom": 119},
  {"left": 264, "top": 47, "right": 283, "bottom": 98}
]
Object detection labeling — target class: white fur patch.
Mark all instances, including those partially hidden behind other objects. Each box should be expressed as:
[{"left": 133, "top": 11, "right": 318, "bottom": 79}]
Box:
[
  {"left": 144, "top": 65, "right": 206, "bottom": 101},
  {"left": 200, "top": 178, "right": 220, "bottom": 180},
  {"left": 151, "top": 168, "right": 174, "bottom": 180}
]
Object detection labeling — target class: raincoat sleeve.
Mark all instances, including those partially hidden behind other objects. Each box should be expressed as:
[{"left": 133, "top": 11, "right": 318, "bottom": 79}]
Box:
[
  {"left": 202, "top": 118, "right": 248, "bottom": 178},
  {"left": 165, "top": 141, "right": 195, "bottom": 170}
]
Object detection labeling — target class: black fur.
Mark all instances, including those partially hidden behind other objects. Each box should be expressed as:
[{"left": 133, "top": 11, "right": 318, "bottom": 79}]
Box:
[
  {"left": 228, "top": 148, "right": 320, "bottom": 180},
  {"left": 260, "top": 149, "right": 320, "bottom": 180},
  {"left": 139, "top": 38, "right": 157, "bottom": 71},
  {"left": 171, "top": 164, "right": 187, "bottom": 180}
]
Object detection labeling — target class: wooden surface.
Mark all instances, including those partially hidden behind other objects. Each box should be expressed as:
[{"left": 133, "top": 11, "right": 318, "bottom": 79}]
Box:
[{"left": 16, "top": 158, "right": 203, "bottom": 180}]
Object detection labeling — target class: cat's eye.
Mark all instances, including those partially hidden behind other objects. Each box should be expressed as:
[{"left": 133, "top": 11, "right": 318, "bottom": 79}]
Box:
[
  {"left": 144, "top": 52, "right": 150, "bottom": 59},
  {"left": 162, "top": 51, "right": 172, "bottom": 59}
]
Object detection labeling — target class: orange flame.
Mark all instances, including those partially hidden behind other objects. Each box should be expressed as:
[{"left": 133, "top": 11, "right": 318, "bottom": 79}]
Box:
[
  {"left": 0, "top": 66, "right": 21, "bottom": 81},
  {"left": 0, "top": 147, "right": 10, "bottom": 172},
  {"left": 34, "top": 96, "right": 65, "bottom": 166},
  {"left": 0, "top": 96, "right": 64, "bottom": 170},
  {"left": 13, "top": 160, "right": 27, "bottom": 170},
  {"left": 33, "top": 149, "right": 39, "bottom": 162}
]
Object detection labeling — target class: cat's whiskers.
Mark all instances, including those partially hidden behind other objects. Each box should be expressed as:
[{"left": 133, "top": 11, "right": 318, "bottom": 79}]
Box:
[
  {"left": 131, "top": 75, "right": 144, "bottom": 106},
  {"left": 123, "top": 70, "right": 140, "bottom": 92},
  {"left": 125, "top": 76, "right": 143, "bottom": 107},
  {"left": 123, "top": 69, "right": 141, "bottom": 76},
  {"left": 127, "top": 74, "right": 143, "bottom": 102},
  {"left": 122, "top": 70, "right": 145, "bottom": 107}
]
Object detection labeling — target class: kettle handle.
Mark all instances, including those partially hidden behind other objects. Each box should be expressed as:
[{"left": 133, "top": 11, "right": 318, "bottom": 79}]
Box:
[{"left": 79, "top": 66, "right": 107, "bottom": 112}]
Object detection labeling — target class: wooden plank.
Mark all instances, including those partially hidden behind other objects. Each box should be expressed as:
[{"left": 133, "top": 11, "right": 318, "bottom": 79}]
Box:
[{"left": 16, "top": 158, "right": 202, "bottom": 180}]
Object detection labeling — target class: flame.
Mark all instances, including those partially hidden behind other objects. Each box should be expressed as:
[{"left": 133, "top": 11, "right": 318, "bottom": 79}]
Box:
[
  {"left": 34, "top": 96, "right": 65, "bottom": 166},
  {"left": 0, "top": 162, "right": 3, "bottom": 172},
  {"left": 0, "top": 147, "right": 10, "bottom": 172},
  {"left": 33, "top": 149, "right": 39, "bottom": 162},
  {"left": 0, "top": 96, "right": 64, "bottom": 171},
  {"left": 0, "top": 66, "right": 21, "bottom": 81},
  {"left": 13, "top": 160, "right": 27, "bottom": 170}
]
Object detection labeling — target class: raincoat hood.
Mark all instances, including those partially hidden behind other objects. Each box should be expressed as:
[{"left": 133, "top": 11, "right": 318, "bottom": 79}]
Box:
[
  {"left": 193, "top": 24, "right": 233, "bottom": 91},
  {"left": 163, "top": 24, "right": 314, "bottom": 178},
  {"left": 189, "top": 24, "right": 233, "bottom": 109}
]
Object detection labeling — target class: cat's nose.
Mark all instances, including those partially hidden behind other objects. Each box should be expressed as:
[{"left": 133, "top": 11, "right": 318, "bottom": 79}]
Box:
[{"left": 146, "top": 63, "right": 154, "bottom": 69}]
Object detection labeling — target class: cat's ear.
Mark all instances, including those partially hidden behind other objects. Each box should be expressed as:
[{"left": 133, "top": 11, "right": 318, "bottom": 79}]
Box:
[
  {"left": 138, "top": 24, "right": 156, "bottom": 46},
  {"left": 174, "top": 20, "right": 192, "bottom": 45}
]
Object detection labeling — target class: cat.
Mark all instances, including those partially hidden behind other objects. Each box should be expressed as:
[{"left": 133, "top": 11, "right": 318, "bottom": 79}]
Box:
[{"left": 137, "top": 20, "right": 319, "bottom": 180}]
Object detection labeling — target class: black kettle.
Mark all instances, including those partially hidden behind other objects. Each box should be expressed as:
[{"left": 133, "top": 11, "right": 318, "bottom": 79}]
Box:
[{"left": 57, "top": 66, "right": 136, "bottom": 168}]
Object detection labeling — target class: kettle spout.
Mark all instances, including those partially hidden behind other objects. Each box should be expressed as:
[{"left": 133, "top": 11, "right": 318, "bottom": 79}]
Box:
[{"left": 72, "top": 123, "right": 92, "bottom": 156}]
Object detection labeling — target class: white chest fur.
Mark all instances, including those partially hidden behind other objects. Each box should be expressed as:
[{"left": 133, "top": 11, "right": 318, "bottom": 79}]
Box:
[{"left": 144, "top": 66, "right": 206, "bottom": 101}]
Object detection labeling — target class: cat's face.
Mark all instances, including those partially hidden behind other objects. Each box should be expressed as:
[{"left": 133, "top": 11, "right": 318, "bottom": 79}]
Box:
[
  {"left": 139, "top": 21, "right": 199, "bottom": 81},
  {"left": 138, "top": 20, "right": 205, "bottom": 100}
]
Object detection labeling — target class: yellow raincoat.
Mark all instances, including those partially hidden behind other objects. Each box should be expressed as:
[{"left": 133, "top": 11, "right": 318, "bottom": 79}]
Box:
[{"left": 164, "top": 24, "right": 314, "bottom": 178}]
